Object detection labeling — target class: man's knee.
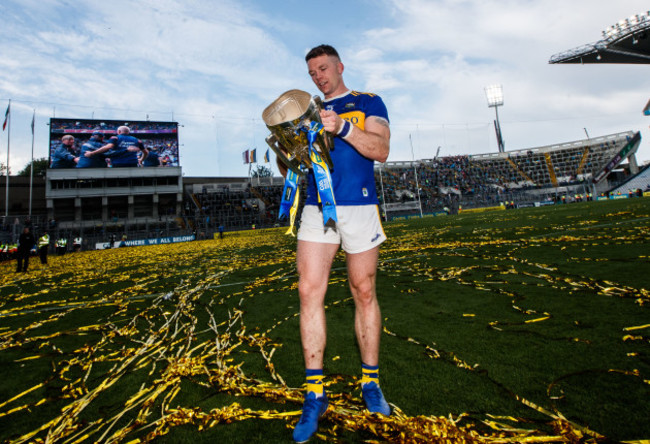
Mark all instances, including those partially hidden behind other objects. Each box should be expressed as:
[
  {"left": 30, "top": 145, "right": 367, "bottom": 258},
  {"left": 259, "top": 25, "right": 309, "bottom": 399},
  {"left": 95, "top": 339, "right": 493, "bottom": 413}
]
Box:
[
  {"left": 350, "top": 279, "right": 376, "bottom": 306},
  {"left": 298, "top": 277, "right": 328, "bottom": 307}
]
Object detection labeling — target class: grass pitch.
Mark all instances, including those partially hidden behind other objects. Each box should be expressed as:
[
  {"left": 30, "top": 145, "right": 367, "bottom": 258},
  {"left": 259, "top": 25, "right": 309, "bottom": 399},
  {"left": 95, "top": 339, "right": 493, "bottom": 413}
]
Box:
[{"left": 0, "top": 198, "right": 649, "bottom": 443}]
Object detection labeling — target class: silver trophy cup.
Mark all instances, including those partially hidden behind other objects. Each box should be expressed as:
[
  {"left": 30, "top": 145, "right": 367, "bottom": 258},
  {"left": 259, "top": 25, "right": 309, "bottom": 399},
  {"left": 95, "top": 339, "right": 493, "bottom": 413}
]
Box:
[{"left": 262, "top": 89, "right": 334, "bottom": 176}]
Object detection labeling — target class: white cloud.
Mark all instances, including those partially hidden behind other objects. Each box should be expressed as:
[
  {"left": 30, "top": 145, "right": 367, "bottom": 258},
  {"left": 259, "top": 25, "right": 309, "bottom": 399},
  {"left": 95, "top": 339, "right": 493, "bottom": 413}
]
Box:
[
  {"left": 1, "top": 0, "right": 649, "bottom": 179},
  {"left": 348, "top": 0, "right": 650, "bottom": 161}
]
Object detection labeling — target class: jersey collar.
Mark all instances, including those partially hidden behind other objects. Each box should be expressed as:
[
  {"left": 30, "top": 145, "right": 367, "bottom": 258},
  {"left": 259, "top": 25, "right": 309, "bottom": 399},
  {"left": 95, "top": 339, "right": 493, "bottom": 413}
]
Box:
[{"left": 323, "top": 89, "right": 351, "bottom": 102}]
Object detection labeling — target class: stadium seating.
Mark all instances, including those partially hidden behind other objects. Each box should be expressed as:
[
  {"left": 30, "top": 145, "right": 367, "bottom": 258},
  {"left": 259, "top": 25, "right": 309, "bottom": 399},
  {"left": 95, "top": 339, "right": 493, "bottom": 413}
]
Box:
[
  {"left": 3, "top": 131, "right": 643, "bottom": 251},
  {"left": 608, "top": 163, "right": 650, "bottom": 195},
  {"left": 374, "top": 131, "right": 639, "bottom": 215}
]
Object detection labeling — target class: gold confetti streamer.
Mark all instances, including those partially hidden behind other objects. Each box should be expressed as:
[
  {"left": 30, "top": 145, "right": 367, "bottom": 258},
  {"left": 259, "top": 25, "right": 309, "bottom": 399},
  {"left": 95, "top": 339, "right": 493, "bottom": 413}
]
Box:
[{"left": 0, "top": 218, "right": 647, "bottom": 443}]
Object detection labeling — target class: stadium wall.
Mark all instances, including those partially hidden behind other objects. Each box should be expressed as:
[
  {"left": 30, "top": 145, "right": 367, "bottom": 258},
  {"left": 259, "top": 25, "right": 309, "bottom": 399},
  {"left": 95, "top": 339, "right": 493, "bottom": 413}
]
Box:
[{"left": 46, "top": 166, "right": 183, "bottom": 229}]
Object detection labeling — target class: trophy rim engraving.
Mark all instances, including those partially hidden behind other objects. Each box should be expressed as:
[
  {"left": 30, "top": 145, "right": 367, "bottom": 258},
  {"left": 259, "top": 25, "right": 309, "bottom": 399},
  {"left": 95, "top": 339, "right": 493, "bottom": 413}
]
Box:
[{"left": 262, "top": 89, "right": 313, "bottom": 127}]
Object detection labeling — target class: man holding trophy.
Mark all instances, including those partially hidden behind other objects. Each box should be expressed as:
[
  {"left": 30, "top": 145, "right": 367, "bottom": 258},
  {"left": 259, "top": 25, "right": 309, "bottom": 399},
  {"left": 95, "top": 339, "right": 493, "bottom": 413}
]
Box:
[{"left": 264, "top": 44, "right": 391, "bottom": 442}]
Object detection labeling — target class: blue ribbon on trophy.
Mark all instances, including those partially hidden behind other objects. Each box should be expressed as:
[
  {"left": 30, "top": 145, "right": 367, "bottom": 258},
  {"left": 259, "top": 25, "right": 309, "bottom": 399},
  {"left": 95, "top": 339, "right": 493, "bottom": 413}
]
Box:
[
  {"left": 305, "top": 122, "right": 337, "bottom": 228},
  {"left": 278, "top": 169, "right": 301, "bottom": 235}
]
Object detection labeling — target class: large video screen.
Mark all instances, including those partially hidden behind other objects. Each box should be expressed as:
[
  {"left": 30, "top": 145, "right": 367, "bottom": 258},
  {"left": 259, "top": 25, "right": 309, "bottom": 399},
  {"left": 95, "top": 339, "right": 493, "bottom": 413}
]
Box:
[{"left": 49, "top": 118, "right": 179, "bottom": 169}]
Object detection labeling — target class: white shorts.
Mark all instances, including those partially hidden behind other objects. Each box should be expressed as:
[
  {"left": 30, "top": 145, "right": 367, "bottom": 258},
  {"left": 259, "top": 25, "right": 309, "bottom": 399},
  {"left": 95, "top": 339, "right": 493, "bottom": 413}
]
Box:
[{"left": 297, "top": 205, "right": 387, "bottom": 254}]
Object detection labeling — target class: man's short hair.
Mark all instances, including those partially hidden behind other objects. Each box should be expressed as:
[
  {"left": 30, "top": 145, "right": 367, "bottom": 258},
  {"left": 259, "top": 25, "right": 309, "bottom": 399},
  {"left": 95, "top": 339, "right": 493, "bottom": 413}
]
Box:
[
  {"left": 62, "top": 135, "right": 74, "bottom": 142},
  {"left": 117, "top": 125, "right": 131, "bottom": 134},
  {"left": 305, "top": 44, "right": 340, "bottom": 62}
]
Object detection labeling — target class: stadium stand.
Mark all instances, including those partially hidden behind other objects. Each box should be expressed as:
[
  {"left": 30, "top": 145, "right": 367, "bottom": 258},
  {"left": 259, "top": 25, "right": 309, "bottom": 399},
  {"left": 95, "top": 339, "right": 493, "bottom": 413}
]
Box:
[
  {"left": 375, "top": 131, "right": 642, "bottom": 218},
  {"left": 1, "top": 129, "right": 646, "bottom": 250},
  {"left": 549, "top": 11, "right": 650, "bottom": 64},
  {"left": 608, "top": 162, "right": 650, "bottom": 195}
]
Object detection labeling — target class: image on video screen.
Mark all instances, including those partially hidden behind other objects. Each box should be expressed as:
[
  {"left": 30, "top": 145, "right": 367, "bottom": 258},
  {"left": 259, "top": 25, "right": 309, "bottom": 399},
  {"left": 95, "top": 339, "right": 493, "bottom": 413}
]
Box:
[{"left": 48, "top": 118, "right": 179, "bottom": 169}]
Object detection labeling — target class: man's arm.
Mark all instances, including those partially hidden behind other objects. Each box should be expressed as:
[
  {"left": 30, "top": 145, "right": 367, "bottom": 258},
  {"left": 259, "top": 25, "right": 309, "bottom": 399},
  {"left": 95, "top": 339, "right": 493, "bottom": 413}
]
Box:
[
  {"left": 319, "top": 111, "right": 390, "bottom": 163},
  {"left": 66, "top": 152, "right": 80, "bottom": 164},
  {"left": 86, "top": 142, "right": 115, "bottom": 157},
  {"left": 276, "top": 156, "right": 288, "bottom": 178},
  {"left": 54, "top": 147, "right": 72, "bottom": 162},
  {"left": 273, "top": 143, "right": 290, "bottom": 178}
]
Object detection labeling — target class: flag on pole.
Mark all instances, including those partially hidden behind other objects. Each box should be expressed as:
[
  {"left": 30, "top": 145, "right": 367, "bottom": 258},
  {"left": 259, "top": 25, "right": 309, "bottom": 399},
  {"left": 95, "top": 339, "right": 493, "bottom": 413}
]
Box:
[
  {"left": 31, "top": 110, "right": 35, "bottom": 134},
  {"left": 243, "top": 149, "right": 249, "bottom": 164},
  {"left": 264, "top": 149, "right": 270, "bottom": 163},
  {"left": 2, "top": 103, "right": 9, "bottom": 131},
  {"left": 249, "top": 148, "right": 257, "bottom": 163}
]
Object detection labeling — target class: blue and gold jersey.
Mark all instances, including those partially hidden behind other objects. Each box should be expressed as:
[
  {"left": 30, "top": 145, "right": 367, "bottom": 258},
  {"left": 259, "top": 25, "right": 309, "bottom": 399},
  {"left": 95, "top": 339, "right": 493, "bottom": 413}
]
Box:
[
  {"left": 305, "top": 90, "right": 389, "bottom": 206},
  {"left": 105, "top": 134, "right": 144, "bottom": 167},
  {"left": 77, "top": 140, "right": 107, "bottom": 168}
]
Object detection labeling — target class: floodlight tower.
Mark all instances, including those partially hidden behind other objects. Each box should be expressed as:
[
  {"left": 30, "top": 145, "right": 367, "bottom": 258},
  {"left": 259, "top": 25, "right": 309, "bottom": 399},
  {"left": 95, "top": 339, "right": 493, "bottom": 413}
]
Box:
[{"left": 484, "top": 84, "right": 505, "bottom": 153}]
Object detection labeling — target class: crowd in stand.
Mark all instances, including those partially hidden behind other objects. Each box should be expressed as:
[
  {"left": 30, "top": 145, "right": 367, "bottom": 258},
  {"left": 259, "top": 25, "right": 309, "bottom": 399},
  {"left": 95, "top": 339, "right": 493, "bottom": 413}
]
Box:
[
  {"left": 193, "top": 185, "right": 280, "bottom": 232},
  {"left": 376, "top": 139, "right": 628, "bottom": 212},
  {"left": 377, "top": 155, "right": 513, "bottom": 211},
  {"left": 187, "top": 142, "right": 643, "bottom": 231},
  {"left": 51, "top": 121, "right": 177, "bottom": 133}
]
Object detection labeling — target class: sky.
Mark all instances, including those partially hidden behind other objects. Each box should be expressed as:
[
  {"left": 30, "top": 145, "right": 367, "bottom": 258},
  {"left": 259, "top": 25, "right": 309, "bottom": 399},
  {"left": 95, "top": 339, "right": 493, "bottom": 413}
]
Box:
[{"left": 1, "top": 0, "right": 649, "bottom": 178}]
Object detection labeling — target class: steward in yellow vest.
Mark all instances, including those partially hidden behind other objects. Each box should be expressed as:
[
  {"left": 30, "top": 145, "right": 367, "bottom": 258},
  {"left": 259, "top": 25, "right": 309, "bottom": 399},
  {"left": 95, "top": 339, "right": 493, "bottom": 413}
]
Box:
[{"left": 38, "top": 232, "right": 50, "bottom": 265}]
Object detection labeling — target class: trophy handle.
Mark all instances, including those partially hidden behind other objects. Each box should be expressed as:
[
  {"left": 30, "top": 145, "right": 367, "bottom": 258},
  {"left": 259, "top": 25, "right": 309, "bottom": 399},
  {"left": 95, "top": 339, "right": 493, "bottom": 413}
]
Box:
[
  {"left": 312, "top": 96, "right": 335, "bottom": 170},
  {"left": 265, "top": 134, "right": 305, "bottom": 176}
]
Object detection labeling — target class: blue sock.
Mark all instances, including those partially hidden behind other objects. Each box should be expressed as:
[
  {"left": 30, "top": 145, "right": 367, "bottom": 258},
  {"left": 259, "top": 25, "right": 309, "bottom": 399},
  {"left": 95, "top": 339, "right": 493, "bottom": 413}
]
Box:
[
  {"left": 305, "top": 368, "right": 324, "bottom": 397},
  {"left": 361, "top": 363, "right": 379, "bottom": 386}
]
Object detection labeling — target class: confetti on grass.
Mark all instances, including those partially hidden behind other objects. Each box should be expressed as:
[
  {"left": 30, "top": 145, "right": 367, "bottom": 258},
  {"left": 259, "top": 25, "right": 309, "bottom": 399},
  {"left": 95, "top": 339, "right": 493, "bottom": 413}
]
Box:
[{"left": 1, "top": 203, "right": 649, "bottom": 443}]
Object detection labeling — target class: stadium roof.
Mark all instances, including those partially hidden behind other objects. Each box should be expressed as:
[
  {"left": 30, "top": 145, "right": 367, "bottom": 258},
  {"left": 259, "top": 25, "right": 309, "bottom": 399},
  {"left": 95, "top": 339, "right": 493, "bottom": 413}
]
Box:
[{"left": 549, "top": 11, "right": 650, "bottom": 64}]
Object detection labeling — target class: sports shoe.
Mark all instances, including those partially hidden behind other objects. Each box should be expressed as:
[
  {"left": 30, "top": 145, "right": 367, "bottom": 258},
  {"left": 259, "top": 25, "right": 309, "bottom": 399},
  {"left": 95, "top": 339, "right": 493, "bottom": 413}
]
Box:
[
  {"left": 293, "top": 391, "right": 328, "bottom": 443},
  {"left": 362, "top": 381, "right": 391, "bottom": 415}
]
